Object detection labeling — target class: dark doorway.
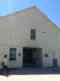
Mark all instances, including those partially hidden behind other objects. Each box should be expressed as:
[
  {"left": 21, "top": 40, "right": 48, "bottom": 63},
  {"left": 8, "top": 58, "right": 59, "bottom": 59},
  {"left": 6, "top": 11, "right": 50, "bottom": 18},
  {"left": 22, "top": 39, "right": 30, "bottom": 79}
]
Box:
[
  {"left": 23, "top": 47, "right": 33, "bottom": 67},
  {"left": 23, "top": 47, "right": 43, "bottom": 67},
  {"left": 53, "top": 59, "right": 58, "bottom": 68}
]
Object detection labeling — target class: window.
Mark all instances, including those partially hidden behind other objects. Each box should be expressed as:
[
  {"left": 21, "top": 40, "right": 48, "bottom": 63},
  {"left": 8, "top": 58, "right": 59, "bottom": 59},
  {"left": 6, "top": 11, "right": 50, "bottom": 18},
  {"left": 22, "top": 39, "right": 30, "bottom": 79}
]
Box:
[
  {"left": 9, "top": 48, "right": 16, "bottom": 60},
  {"left": 30, "top": 29, "right": 36, "bottom": 40}
]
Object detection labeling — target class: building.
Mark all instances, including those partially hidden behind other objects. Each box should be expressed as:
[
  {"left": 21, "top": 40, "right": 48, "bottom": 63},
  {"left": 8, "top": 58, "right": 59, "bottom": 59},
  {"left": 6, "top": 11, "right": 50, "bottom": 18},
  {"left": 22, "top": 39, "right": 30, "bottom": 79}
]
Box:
[{"left": 0, "top": 6, "right": 60, "bottom": 69}]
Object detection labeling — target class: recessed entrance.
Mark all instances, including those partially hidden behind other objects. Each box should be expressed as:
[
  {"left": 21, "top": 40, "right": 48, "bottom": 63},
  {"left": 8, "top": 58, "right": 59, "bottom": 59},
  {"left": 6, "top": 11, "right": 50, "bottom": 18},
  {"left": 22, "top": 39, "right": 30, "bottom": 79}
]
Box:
[
  {"left": 23, "top": 47, "right": 42, "bottom": 67},
  {"left": 53, "top": 59, "right": 58, "bottom": 68},
  {"left": 23, "top": 47, "right": 32, "bottom": 67}
]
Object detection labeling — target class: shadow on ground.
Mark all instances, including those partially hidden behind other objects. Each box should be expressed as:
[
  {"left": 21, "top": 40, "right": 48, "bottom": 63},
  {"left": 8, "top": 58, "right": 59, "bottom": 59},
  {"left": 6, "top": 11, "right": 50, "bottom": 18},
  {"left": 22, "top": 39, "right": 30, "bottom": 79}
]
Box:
[{"left": 0, "top": 67, "right": 60, "bottom": 76}]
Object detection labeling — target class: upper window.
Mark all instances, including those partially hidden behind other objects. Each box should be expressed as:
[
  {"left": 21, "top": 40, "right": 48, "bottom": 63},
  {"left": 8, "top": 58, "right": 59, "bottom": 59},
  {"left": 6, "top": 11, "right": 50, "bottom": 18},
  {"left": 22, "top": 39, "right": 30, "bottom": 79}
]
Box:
[
  {"left": 30, "top": 29, "right": 36, "bottom": 40},
  {"left": 9, "top": 48, "right": 16, "bottom": 60}
]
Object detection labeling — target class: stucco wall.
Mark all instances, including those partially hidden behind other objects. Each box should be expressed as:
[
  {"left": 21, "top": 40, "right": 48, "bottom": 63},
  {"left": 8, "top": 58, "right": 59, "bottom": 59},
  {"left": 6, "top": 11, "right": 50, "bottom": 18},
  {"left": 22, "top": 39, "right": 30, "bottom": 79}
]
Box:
[{"left": 0, "top": 7, "right": 59, "bottom": 68}]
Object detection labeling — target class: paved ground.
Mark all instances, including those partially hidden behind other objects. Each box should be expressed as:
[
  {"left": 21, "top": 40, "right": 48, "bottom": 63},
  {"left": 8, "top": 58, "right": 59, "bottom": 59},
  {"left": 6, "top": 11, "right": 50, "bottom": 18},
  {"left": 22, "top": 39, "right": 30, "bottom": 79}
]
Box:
[{"left": 0, "top": 67, "right": 60, "bottom": 76}]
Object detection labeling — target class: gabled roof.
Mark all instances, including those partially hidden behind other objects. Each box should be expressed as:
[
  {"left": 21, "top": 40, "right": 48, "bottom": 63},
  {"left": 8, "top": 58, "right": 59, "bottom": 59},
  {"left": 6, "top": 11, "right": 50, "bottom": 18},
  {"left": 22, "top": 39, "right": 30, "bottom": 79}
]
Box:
[
  {"left": 13, "top": 5, "right": 60, "bottom": 32},
  {"left": 0, "top": 5, "right": 60, "bottom": 32}
]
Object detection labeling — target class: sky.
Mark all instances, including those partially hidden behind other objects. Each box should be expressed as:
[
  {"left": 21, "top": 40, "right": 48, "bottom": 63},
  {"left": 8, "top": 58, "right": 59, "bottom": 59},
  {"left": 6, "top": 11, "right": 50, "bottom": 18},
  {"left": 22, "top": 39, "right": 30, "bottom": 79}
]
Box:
[{"left": 0, "top": 0, "right": 60, "bottom": 28}]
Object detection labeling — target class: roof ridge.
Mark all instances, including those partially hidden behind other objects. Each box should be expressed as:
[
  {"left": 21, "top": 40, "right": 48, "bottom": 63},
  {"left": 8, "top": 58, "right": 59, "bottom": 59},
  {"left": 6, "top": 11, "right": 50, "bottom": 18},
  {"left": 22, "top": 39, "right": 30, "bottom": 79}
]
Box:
[
  {"left": 5, "top": 5, "right": 37, "bottom": 17},
  {"left": 0, "top": 5, "right": 60, "bottom": 31}
]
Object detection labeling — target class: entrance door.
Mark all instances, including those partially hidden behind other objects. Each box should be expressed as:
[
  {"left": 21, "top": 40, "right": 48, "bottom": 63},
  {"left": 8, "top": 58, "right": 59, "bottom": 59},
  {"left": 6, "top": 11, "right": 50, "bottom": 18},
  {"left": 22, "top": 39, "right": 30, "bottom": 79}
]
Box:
[
  {"left": 9, "top": 48, "right": 17, "bottom": 68},
  {"left": 53, "top": 59, "right": 58, "bottom": 68},
  {"left": 23, "top": 47, "right": 43, "bottom": 67},
  {"left": 36, "top": 48, "right": 42, "bottom": 67},
  {"left": 23, "top": 47, "right": 32, "bottom": 67}
]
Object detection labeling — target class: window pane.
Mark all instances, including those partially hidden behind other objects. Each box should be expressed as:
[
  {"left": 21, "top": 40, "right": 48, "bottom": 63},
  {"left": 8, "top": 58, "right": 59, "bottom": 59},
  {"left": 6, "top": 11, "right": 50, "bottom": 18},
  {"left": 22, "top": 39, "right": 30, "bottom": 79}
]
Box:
[
  {"left": 9, "top": 48, "right": 16, "bottom": 60},
  {"left": 30, "top": 29, "right": 36, "bottom": 40}
]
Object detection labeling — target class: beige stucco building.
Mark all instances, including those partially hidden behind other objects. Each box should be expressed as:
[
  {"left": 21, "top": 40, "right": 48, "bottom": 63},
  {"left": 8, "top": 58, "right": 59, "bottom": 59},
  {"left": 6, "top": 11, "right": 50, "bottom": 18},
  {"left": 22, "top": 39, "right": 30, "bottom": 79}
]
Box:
[{"left": 0, "top": 6, "right": 60, "bottom": 69}]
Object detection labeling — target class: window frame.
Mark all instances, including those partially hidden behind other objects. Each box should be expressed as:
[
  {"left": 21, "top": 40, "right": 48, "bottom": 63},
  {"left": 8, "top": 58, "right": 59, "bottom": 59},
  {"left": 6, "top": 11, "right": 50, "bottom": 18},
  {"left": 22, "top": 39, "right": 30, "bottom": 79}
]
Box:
[
  {"left": 30, "top": 28, "right": 36, "bottom": 40},
  {"left": 9, "top": 48, "right": 16, "bottom": 61}
]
